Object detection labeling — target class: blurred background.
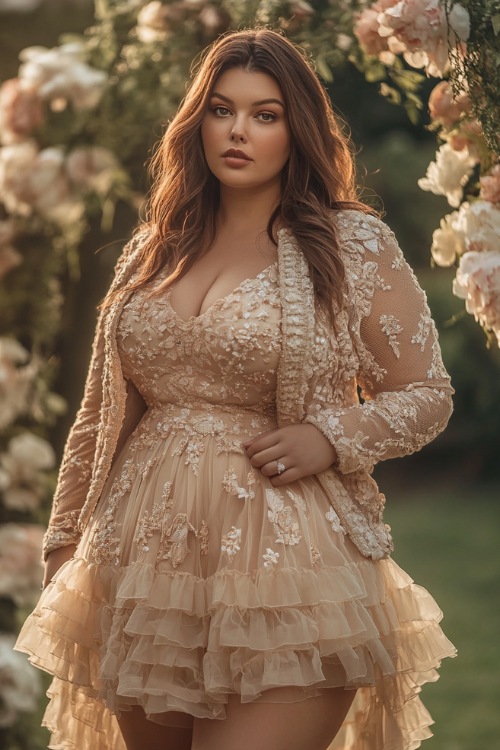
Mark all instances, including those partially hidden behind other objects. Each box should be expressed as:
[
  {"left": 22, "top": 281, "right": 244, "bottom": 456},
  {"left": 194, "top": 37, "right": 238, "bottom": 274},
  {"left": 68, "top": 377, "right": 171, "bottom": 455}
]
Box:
[{"left": 0, "top": 1, "right": 498, "bottom": 748}]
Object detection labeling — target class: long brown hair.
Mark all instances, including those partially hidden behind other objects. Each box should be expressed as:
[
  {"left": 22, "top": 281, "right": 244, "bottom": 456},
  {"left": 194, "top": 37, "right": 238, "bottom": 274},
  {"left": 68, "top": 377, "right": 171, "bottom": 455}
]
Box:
[{"left": 103, "top": 28, "right": 377, "bottom": 317}]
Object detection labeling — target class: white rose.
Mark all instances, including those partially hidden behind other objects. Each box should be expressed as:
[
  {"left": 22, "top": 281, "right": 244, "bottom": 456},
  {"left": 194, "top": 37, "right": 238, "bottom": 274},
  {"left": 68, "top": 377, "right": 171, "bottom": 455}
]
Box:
[
  {"left": 0, "top": 432, "right": 55, "bottom": 510},
  {"left": 19, "top": 43, "right": 107, "bottom": 111},
  {"left": 9, "top": 431, "right": 55, "bottom": 471},
  {"left": 430, "top": 210, "right": 466, "bottom": 267},
  {"left": 66, "top": 146, "right": 119, "bottom": 193},
  {"left": 448, "top": 3, "right": 470, "bottom": 42},
  {"left": 0, "top": 634, "right": 41, "bottom": 727},
  {"left": 0, "top": 525, "right": 45, "bottom": 609},
  {"left": 0, "top": 140, "right": 38, "bottom": 215},
  {"left": 0, "top": 338, "right": 35, "bottom": 430},
  {"left": 453, "top": 251, "right": 500, "bottom": 343},
  {"left": 452, "top": 200, "right": 500, "bottom": 254},
  {"left": 418, "top": 143, "right": 477, "bottom": 207}
]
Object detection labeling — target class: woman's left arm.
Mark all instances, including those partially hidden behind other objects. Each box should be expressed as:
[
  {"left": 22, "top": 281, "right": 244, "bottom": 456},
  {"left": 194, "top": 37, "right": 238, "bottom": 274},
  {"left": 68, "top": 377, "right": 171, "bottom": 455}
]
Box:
[{"left": 304, "top": 217, "right": 454, "bottom": 475}]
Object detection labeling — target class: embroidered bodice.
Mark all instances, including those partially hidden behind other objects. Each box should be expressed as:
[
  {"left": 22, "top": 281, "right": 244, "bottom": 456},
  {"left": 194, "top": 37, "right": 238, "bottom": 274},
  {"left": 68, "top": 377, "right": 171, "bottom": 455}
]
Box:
[{"left": 116, "top": 262, "right": 281, "bottom": 415}]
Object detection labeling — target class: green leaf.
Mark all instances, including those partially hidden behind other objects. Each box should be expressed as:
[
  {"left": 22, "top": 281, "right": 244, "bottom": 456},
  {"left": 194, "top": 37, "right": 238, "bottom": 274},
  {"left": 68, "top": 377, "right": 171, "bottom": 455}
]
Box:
[
  {"left": 492, "top": 14, "right": 500, "bottom": 36},
  {"left": 364, "top": 61, "right": 387, "bottom": 82}
]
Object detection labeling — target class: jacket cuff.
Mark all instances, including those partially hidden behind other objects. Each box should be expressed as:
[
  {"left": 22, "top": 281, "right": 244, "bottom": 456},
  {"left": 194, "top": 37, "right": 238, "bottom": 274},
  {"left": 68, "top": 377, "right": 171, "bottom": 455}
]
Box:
[{"left": 43, "top": 510, "right": 81, "bottom": 560}]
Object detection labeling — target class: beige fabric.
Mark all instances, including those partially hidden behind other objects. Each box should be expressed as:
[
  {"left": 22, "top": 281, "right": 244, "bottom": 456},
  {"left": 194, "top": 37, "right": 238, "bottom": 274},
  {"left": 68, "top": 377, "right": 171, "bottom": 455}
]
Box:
[
  {"left": 41, "top": 211, "right": 453, "bottom": 561},
  {"left": 16, "top": 210, "right": 456, "bottom": 748}
]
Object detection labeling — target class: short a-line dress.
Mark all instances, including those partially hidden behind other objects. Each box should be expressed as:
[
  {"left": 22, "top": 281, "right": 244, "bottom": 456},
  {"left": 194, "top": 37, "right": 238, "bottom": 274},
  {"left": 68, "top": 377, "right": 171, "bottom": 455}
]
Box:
[{"left": 16, "top": 257, "right": 456, "bottom": 750}]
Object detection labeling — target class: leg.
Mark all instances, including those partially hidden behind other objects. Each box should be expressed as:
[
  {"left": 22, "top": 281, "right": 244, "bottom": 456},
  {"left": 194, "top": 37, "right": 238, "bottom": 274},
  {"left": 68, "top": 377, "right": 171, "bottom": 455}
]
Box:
[
  {"left": 118, "top": 706, "right": 193, "bottom": 750},
  {"left": 192, "top": 687, "right": 356, "bottom": 750}
]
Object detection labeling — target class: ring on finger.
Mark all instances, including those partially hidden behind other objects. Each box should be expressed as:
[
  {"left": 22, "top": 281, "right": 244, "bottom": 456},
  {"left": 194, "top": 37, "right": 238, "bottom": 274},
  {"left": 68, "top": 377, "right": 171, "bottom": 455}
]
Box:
[{"left": 275, "top": 460, "right": 286, "bottom": 475}]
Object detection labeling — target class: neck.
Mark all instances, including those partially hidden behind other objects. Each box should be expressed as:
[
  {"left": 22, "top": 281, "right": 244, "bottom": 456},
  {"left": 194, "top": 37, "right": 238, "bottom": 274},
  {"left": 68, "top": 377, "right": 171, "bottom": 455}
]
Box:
[{"left": 216, "top": 182, "right": 281, "bottom": 236}]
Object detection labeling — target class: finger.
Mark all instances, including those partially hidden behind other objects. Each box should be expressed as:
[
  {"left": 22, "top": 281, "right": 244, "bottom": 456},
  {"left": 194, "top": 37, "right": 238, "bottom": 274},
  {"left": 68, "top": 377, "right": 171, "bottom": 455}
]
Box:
[
  {"left": 249, "top": 445, "right": 284, "bottom": 469},
  {"left": 260, "top": 459, "right": 290, "bottom": 478},
  {"left": 269, "top": 467, "right": 301, "bottom": 486},
  {"left": 244, "top": 430, "right": 281, "bottom": 458}
]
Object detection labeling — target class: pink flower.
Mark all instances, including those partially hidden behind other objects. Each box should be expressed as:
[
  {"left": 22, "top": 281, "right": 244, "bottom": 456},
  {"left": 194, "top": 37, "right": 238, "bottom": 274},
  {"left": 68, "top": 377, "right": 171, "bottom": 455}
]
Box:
[
  {"left": 65, "top": 145, "right": 119, "bottom": 192},
  {"left": 453, "top": 250, "right": 500, "bottom": 343},
  {"left": 0, "top": 78, "right": 43, "bottom": 145},
  {"left": 354, "top": 7, "right": 391, "bottom": 56},
  {"left": 378, "top": 0, "right": 469, "bottom": 76},
  {"left": 0, "top": 524, "right": 45, "bottom": 606},
  {"left": 479, "top": 164, "right": 500, "bottom": 205},
  {"left": 428, "top": 80, "right": 471, "bottom": 127},
  {"left": 448, "top": 119, "right": 483, "bottom": 158}
]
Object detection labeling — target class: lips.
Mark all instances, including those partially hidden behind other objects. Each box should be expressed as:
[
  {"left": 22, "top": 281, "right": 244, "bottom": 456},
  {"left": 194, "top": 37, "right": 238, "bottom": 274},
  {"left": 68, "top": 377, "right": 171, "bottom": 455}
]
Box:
[{"left": 221, "top": 148, "right": 252, "bottom": 160}]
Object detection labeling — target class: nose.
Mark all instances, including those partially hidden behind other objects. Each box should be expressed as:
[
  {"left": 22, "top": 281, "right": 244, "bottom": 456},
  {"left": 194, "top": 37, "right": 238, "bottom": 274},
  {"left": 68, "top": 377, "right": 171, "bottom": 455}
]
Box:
[{"left": 230, "top": 122, "right": 247, "bottom": 143}]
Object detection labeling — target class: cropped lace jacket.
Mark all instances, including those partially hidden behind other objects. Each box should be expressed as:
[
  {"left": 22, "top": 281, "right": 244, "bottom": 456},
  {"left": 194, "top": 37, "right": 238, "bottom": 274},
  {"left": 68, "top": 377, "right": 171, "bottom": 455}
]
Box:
[{"left": 43, "top": 210, "right": 453, "bottom": 561}]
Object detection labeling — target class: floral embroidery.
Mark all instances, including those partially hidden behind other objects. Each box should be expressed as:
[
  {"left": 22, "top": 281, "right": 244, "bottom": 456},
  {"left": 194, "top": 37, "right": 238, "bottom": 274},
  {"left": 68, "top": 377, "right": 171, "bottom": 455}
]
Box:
[
  {"left": 222, "top": 467, "right": 256, "bottom": 500},
  {"left": 379, "top": 314, "right": 403, "bottom": 358},
  {"left": 89, "top": 456, "right": 137, "bottom": 565},
  {"left": 310, "top": 544, "right": 322, "bottom": 567},
  {"left": 286, "top": 489, "right": 307, "bottom": 514},
  {"left": 262, "top": 547, "right": 280, "bottom": 567},
  {"left": 221, "top": 526, "right": 242, "bottom": 558},
  {"left": 411, "top": 312, "right": 431, "bottom": 351},
  {"left": 199, "top": 520, "right": 209, "bottom": 556},
  {"left": 325, "top": 506, "right": 346, "bottom": 534},
  {"left": 158, "top": 513, "right": 196, "bottom": 568},
  {"left": 134, "top": 482, "right": 173, "bottom": 562},
  {"left": 265, "top": 488, "right": 301, "bottom": 546}
]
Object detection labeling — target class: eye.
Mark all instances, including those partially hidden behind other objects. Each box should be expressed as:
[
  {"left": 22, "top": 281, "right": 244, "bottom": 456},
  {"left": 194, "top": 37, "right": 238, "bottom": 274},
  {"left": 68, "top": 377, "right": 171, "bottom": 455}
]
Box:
[
  {"left": 212, "top": 105, "right": 231, "bottom": 117},
  {"left": 256, "top": 112, "right": 277, "bottom": 122}
]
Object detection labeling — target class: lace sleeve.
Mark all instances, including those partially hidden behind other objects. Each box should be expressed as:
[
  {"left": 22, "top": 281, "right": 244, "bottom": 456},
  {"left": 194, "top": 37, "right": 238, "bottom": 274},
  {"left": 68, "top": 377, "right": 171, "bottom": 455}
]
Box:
[
  {"left": 305, "top": 215, "right": 454, "bottom": 475},
  {"left": 42, "top": 234, "right": 145, "bottom": 559},
  {"left": 42, "top": 307, "right": 106, "bottom": 559}
]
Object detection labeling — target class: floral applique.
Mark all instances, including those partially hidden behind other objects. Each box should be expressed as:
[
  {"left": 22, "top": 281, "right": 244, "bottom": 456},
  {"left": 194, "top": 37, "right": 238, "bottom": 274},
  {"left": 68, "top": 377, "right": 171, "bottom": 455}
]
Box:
[
  {"left": 199, "top": 520, "right": 209, "bottom": 556},
  {"left": 90, "top": 456, "right": 137, "bottom": 565},
  {"left": 380, "top": 314, "right": 403, "bottom": 358},
  {"left": 134, "top": 481, "right": 173, "bottom": 562},
  {"left": 262, "top": 547, "right": 280, "bottom": 567},
  {"left": 265, "top": 488, "right": 301, "bottom": 546},
  {"left": 158, "top": 512, "right": 197, "bottom": 568},
  {"left": 325, "top": 506, "right": 346, "bottom": 534},
  {"left": 286, "top": 488, "right": 307, "bottom": 514},
  {"left": 222, "top": 467, "right": 256, "bottom": 500},
  {"left": 411, "top": 312, "right": 432, "bottom": 351},
  {"left": 221, "top": 526, "right": 242, "bottom": 559},
  {"left": 310, "top": 544, "right": 322, "bottom": 567}
]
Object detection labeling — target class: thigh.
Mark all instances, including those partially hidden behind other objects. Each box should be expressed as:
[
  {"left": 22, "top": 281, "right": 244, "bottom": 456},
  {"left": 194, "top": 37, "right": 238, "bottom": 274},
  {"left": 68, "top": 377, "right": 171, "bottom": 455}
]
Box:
[
  {"left": 118, "top": 706, "right": 193, "bottom": 750},
  {"left": 191, "top": 687, "right": 356, "bottom": 750}
]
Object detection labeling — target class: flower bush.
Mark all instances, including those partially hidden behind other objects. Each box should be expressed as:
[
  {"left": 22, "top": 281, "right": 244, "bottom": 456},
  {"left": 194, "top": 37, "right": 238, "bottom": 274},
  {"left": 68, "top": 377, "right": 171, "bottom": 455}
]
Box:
[{"left": 355, "top": 0, "right": 500, "bottom": 345}]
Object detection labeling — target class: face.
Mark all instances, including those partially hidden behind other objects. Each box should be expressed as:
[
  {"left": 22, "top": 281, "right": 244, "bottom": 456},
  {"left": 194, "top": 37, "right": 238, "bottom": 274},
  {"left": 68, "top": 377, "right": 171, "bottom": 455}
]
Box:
[{"left": 200, "top": 68, "right": 291, "bottom": 194}]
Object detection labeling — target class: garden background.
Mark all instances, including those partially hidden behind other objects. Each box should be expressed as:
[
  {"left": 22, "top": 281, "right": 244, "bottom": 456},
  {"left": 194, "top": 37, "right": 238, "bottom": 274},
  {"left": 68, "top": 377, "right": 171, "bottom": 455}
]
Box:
[{"left": 0, "top": 1, "right": 499, "bottom": 749}]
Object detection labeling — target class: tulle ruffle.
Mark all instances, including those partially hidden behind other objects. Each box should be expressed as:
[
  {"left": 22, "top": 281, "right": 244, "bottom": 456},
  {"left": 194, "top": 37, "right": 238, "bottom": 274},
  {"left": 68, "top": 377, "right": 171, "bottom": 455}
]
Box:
[{"left": 16, "top": 551, "right": 456, "bottom": 750}]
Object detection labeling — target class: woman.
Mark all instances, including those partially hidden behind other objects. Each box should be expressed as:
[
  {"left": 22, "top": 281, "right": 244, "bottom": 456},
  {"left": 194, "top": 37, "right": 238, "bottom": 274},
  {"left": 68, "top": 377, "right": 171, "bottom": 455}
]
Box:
[{"left": 16, "top": 28, "right": 456, "bottom": 750}]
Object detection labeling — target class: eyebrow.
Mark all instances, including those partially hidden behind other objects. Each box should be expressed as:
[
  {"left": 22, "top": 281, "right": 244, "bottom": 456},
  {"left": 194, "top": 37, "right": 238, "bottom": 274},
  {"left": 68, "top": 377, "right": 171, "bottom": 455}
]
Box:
[{"left": 210, "top": 92, "right": 285, "bottom": 108}]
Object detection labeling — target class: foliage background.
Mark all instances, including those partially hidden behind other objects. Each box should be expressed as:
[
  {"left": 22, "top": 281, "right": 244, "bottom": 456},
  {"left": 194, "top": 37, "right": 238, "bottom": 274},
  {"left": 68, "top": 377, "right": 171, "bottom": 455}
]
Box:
[{"left": 0, "top": 1, "right": 498, "bottom": 748}]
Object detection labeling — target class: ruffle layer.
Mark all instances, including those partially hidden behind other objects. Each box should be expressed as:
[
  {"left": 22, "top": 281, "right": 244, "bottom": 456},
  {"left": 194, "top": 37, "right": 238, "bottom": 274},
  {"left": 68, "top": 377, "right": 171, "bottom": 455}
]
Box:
[{"left": 16, "top": 553, "right": 456, "bottom": 750}]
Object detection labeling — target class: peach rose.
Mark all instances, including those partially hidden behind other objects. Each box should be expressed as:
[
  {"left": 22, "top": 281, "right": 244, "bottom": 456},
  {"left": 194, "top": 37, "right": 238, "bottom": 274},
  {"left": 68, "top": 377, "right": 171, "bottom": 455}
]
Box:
[
  {"left": 0, "top": 78, "right": 43, "bottom": 145},
  {"left": 479, "top": 164, "right": 500, "bottom": 204},
  {"left": 428, "top": 81, "right": 471, "bottom": 127}
]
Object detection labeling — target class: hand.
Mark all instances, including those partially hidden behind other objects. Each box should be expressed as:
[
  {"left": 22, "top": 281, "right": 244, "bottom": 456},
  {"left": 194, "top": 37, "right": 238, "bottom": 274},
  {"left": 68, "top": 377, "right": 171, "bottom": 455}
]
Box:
[
  {"left": 243, "top": 423, "right": 338, "bottom": 486},
  {"left": 42, "top": 544, "right": 77, "bottom": 590}
]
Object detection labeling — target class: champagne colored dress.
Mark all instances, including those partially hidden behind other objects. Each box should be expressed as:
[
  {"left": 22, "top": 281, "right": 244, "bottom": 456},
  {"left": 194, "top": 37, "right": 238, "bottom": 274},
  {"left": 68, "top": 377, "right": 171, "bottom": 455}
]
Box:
[{"left": 16, "top": 248, "right": 456, "bottom": 749}]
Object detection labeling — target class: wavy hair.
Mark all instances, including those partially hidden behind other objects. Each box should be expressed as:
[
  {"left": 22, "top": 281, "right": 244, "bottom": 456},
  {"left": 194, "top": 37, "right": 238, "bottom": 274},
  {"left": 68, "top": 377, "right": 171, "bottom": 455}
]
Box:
[{"left": 103, "top": 28, "right": 378, "bottom": 319}]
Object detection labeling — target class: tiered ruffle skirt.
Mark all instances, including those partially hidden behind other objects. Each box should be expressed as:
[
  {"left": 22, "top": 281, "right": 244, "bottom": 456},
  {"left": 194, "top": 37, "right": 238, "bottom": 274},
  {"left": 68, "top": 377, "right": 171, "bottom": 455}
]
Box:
[{"left": 16, "top": 406, "right": 456, "bottom": 749}]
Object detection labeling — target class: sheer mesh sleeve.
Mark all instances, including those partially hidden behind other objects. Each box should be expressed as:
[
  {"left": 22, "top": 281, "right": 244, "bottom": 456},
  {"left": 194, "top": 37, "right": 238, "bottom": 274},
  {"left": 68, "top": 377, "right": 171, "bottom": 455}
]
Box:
[
  {"left": 42, "top": 239, "right": 145, "bottom": 559},
  {"left": 305, "top": 216, "right": 454, "bottom": 475}
]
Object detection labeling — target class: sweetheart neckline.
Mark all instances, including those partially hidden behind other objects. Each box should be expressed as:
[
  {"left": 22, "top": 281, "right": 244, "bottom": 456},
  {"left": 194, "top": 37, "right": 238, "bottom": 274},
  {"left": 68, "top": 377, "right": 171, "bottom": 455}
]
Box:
[{"left": 165, "top": 261, "right": 278, "bottom": 325}]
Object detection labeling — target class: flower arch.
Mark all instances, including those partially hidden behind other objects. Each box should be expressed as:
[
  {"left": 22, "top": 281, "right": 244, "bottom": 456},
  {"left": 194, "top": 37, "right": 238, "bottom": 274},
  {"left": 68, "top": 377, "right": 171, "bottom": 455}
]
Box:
[{"left": 0, "top": 0, "right": 498, "bottom": 738}]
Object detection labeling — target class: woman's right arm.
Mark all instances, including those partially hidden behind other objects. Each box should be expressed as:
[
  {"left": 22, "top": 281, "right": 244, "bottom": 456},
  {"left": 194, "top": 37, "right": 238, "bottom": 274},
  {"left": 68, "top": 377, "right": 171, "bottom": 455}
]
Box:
[{"left": 42, "top": 303, "right": 107, "bottom": 563}]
